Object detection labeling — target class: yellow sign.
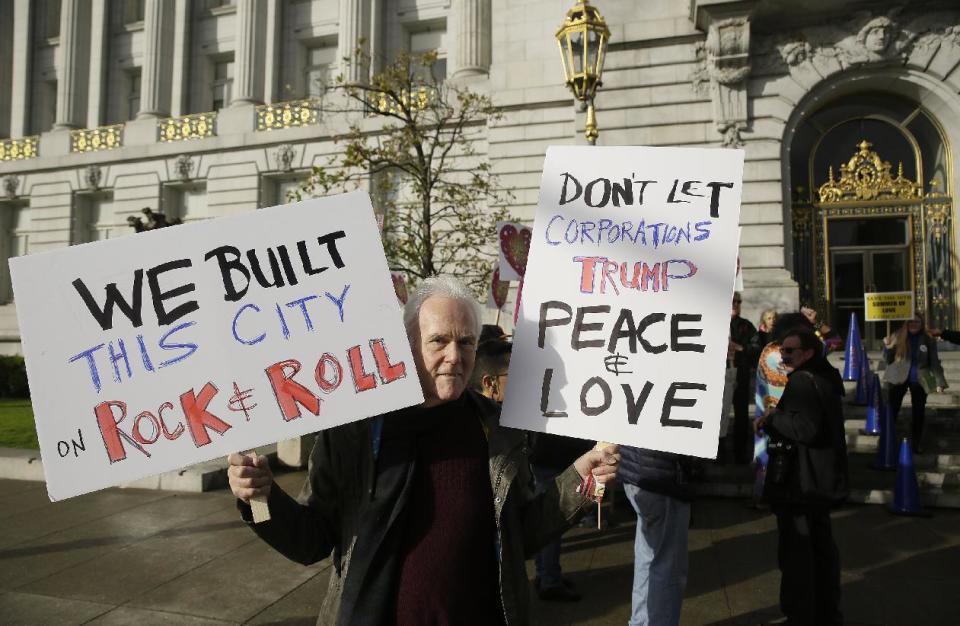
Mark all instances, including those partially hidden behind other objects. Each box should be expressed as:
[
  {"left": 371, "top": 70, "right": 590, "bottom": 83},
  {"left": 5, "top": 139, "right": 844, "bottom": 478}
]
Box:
[{"left": 864, "top": 291, "right": 914, "bottom": 321}]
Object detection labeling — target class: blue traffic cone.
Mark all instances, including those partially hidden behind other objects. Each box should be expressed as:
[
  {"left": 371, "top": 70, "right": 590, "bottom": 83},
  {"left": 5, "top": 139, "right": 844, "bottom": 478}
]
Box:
[
  {"left": 842, "top": 312, "right": 863, "bottom": 381},
  {"left": 871, "top": 401, "right": 898, "bottom": 471},
  {"left": 861, "top": 373, "right": 882, "bottom": 436},
  {"left": 853, "top": 349, "right": 872, "bottom": 405},
  {"left": 891, "top": 438, "right": 929, "bottom": 516}
]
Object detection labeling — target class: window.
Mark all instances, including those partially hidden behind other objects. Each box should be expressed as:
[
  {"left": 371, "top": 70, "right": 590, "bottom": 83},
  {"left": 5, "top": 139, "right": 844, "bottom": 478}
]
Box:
[
  {"left": 37, "top": 0, "right": 62, "bottom": 41},
  {"left": 304, "top": 45, "right": 337, "bottom": 99},
  {"left": 211, "top": 59, "right": 234, "bottom": 110},
  {"left": 163, "top": 184, "right": 208, "bottom": 224},
  {"left": 31, "top": 80, "right": 57, "bottom": 135},
  {"left": 409, "top": 25, "right": 448, "bottom": 82},
  {"left": 203, "top": 0, "right": 235, "bottom": 10},
  {"left": 74, "top": 195, "right": 116, "bottom": 243},
  {"left": 122, "top": 0, "right": 145, "bottom": 25},
  {"left": 127, "top": 70, "right": 141, "bottom": 120},
  {"left": 0, "top": 204, "right": 29, "bottom": 303}
]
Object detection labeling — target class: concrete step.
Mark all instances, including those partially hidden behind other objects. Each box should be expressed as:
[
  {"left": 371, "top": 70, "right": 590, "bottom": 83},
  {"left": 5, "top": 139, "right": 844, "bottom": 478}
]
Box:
[
  {"left": 0, "top": 444, "right": 278, "bottom": 494},
  {"left": 693, "top": 452, "right": 960, "bottom": 508}
]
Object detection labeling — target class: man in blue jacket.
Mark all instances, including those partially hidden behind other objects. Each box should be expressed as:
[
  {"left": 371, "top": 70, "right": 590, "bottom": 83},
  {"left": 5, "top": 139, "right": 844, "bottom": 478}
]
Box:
[{"left": 618, "top": 446, "right": 692, "bottom": 626}]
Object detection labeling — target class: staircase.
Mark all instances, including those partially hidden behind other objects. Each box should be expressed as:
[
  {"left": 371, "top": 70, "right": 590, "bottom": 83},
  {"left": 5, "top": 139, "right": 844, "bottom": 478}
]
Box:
[{"left": 694, "top": 350, "right": 960, "bottom": 508}]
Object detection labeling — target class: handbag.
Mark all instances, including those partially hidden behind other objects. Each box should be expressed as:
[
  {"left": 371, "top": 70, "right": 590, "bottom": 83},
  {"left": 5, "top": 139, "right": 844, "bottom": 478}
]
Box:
[
  {"left": 883, "top": 359, "right": 910, "bottom": 385},
  {"left": 918, "top": 368, "right": 938, "bottom": 394}
]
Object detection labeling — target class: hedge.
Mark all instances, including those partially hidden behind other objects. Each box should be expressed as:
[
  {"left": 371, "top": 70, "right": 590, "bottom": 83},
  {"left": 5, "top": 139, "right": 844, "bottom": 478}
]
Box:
[{"left": 0, "top": 355, "right": 29, "bottom": 398}]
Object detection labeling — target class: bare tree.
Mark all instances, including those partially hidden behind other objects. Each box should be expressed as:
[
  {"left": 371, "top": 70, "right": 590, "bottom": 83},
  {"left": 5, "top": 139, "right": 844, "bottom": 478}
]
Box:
[{"left": 294, "top": 49, "right": 513, "bottom": 295}]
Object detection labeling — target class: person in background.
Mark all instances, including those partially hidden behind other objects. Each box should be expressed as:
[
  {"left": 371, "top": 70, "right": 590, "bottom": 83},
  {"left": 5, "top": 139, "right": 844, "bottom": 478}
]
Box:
[
  {"left": 756, "top": 328, "right": 848, "bottom": 626},
  {"left": 758, "top": 308, "right": 778, "bottom": 347},
  {"left": 471, "top": 324, "right": 590, "bottom": 602},
  {"left": 800, "top": 304, "right": 843, "bottom": 353},
  {"left": 619, "top": 445, "right": 693, "bottom": 626},
  {"left": 883, "top": 311, "right": 947, "bottom": 454},
  {"left": 470, "top": 324, "right": 512, "bottom": 404},
  {"left": 754, "top": 312, "right": 815, "bottom": 505},
  {"left": 930, "top": 327, "right": 960, "bottom": 345},
  {"left": 730, "top": 292, "right": 761, "bottom": 464}
]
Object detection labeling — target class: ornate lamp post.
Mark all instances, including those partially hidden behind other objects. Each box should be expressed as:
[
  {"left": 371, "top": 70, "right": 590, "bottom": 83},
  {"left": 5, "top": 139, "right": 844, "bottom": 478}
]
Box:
[{"left": 556, "top": 0, "right": 610, "bottom": 145}]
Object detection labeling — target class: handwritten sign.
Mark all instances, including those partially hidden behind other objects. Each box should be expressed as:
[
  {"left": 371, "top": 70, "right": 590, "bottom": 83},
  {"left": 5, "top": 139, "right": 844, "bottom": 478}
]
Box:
[
  {"left": 500, "top": 146, "right": 744, "bottom": 459},
  {"left": 864, "top": 291, "right": 914, "bottom": 321},
  {"left": 10, "top": 191, "right": 424, "bottom": 501},
  {"left": 497, "top": 221, "right": 532, "bottom": 281}
]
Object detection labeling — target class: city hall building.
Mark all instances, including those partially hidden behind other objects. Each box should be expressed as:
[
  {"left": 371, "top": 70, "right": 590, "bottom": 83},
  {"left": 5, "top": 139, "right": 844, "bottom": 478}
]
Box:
[{"left": 1, "top": 0, "right": 959, "bottom": 353}]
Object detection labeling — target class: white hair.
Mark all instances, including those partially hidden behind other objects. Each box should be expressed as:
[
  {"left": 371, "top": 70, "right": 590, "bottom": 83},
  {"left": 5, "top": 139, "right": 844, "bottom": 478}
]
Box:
[{"left": 403, "top": 275, "right": 483, "bottom": 338}]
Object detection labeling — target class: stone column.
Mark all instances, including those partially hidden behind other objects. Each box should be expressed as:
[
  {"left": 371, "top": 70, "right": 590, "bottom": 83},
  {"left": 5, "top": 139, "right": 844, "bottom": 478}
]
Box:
[
  {"left": 85, "top": 0, "right": 107, "bottom": 127},
  {"left": 338, "top": 0, "right": 369, "bottom": 84},
  {"left": 138, "top": 0, "right": 168, "bottom": 118},
  {"left": 231, "top": 0, "right": 264, "bottom": 106},
  {"left": 170, "top": 0, "right": 190, "bottom": 116},
  {"left": 9, "top": 0, "right": 31, "bottom": 137},
  {"left": 454, "top": 0, "right": 491, "bottom": 77},
  {"left": 54, "top": 0, "right": 85, "bottom": 129}
]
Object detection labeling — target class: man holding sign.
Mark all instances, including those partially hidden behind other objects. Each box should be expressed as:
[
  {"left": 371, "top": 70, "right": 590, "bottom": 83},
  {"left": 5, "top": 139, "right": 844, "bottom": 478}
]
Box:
[{"left": 229, "top": 276, "right": 619, "bottom": 625}]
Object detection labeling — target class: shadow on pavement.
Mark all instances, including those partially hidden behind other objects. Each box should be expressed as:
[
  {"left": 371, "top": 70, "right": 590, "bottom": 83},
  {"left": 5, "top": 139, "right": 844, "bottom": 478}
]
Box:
[{"left": 0, "top": 520, "right": 239, "bottom": 560}]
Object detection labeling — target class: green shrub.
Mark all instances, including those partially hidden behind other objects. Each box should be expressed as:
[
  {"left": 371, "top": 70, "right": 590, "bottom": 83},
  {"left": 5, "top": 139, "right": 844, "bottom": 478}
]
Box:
[{"left": 0, "top": 355, "right": 29, "bottom": 398}]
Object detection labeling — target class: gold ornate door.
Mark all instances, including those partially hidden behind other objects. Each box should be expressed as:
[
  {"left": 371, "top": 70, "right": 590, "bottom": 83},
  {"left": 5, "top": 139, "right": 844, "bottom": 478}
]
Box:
[{"left": 792, "top": 141, "right": 955, "bottom": 345}]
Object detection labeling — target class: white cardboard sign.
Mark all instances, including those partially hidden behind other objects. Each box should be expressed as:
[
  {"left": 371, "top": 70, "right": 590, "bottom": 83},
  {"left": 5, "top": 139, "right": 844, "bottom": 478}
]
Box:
[
  {"left": 500, "top": 146, "right": 744, "bottom": 459},
  {"left": 11, "top": 191, "right": 424, "bottom": 501}
]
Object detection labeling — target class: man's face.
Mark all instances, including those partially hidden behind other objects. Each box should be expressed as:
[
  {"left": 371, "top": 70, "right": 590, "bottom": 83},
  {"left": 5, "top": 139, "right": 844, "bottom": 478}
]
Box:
[
  {"left": 483, "top": 369, "right": 509, "bottom": 404},
  {"left": 731, "top": 295, "right": 742, "bottom": 318},
  {"left": 413, "top": 296, "right": 478, "bottom": 407},
  {"left": 780, "top": 336, "right": 814, "bottom": 371}
]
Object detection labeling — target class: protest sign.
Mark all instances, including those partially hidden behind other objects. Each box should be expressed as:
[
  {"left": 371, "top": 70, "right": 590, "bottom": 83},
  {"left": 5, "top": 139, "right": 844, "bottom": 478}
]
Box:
[
  {"left": 10, "top": 191, "right": 424, "bottom": 501},
  {"left": 487, "top": 266, "right": 509, "bottom": 311},
  {"left": 500, "top": 146, "right": 743, "bottom": 459},
  {"left": 864, "top": 291, "right": 914, "bottom": 322},
  {"left": 497, "top": 221, "right": 532, "bottom": 281}
]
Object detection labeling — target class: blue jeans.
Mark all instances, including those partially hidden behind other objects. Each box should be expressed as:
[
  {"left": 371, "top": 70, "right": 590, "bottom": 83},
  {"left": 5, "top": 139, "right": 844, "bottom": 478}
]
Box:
[
  {"left": 624, "top": 484, "right": 690, "bottom": 626},
  {"left": 532, "top": 465, "right": 564, "bottom": 589}
]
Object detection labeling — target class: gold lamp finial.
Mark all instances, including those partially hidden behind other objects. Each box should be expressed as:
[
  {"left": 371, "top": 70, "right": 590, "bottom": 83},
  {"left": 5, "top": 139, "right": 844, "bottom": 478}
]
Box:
[{"left": 556, "top": 1, "right": 610, "bottom": 145}]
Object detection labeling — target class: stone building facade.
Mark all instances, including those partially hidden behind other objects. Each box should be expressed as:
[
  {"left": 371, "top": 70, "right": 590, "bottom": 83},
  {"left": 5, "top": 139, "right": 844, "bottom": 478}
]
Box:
[{"left": 1, "top": 0, "right": 959, "bottom": 353}]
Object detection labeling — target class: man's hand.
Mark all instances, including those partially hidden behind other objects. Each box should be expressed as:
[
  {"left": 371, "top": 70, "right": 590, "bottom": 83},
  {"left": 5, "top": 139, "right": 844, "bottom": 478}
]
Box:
[
  {"left": 228, "top": 452, "right": 273, "bottom": 503},
  {"left": 755, "top": 407, "right": 775, "bottom": 432},
  {"left": 573, "top": 444, "right": 620, "bottom": 484}
]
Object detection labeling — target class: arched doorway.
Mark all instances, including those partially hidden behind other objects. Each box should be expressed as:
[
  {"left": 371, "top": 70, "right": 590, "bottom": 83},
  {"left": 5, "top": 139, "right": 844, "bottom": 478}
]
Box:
[{"left": 788, "top": 91, "right": 955, "bottom": 348}]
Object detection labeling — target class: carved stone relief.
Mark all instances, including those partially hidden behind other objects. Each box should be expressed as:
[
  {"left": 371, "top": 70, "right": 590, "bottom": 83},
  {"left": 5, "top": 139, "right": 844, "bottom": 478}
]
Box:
[
  {"left": 84, "top": 165, "right": 103, "bottom": 190},
  {"left": 692, "top": 16, "right": 752, "bottom": 148},
  {"left": 275, "top": 144, "right": 296, "bottom": 172},
  {"left": 174, "top": 154, "right": 194, "bottom": 181},
  {"left": 2, "top": 175, "right": 19, "bottom": 199},
  {"left": 751, "top": 8, "right": 960, "bottom": 76}
]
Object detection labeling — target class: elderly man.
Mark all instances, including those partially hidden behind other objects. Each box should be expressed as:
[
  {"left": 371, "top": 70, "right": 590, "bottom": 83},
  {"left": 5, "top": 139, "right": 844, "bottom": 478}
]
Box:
[{"left": 228, "top": 275, "right": 619, "bottom": 625}]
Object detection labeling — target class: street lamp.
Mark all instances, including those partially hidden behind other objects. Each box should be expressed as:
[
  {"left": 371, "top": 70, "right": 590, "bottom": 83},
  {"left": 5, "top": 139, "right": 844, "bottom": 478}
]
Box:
[{"left": 556, "top": 0, "right": 610, "bottom": 145}]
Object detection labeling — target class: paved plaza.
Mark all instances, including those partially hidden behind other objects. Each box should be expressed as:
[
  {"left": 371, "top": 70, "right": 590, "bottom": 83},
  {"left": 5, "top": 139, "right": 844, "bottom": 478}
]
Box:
[{"left": 0, "top": 469, "right": 958, "bottom": 626}]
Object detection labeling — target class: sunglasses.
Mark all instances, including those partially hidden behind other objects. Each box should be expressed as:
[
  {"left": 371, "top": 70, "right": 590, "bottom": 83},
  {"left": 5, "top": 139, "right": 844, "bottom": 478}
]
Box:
[
  {"left": 732, "top": 299, "right": 742, "bottom": 304},
  {"left": 781, "top": 347, "right": 801, "bottom": 354}
]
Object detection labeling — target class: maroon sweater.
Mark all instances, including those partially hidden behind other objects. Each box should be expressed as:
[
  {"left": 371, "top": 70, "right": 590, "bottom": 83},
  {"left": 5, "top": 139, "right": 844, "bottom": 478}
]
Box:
[{"left": 392, "top": 402, "right": 504, "bottom": 625}]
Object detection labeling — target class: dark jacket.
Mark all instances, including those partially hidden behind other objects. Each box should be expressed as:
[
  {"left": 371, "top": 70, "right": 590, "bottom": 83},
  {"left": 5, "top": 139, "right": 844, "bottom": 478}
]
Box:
[
  {"left": 730, "top": 315, "right": 760, "bottom": 376},
  {"left": 618, "top": 446, "right": 691, "bottom": 500},
  {"left": 764, "top": 356, "right": 849, "bottom": 506},
  {"left": 940, "top": 329, "right": 960, "bottom": 345},
  {"left": 239, "top": 390, "right": 587, "bottom": 626}
]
